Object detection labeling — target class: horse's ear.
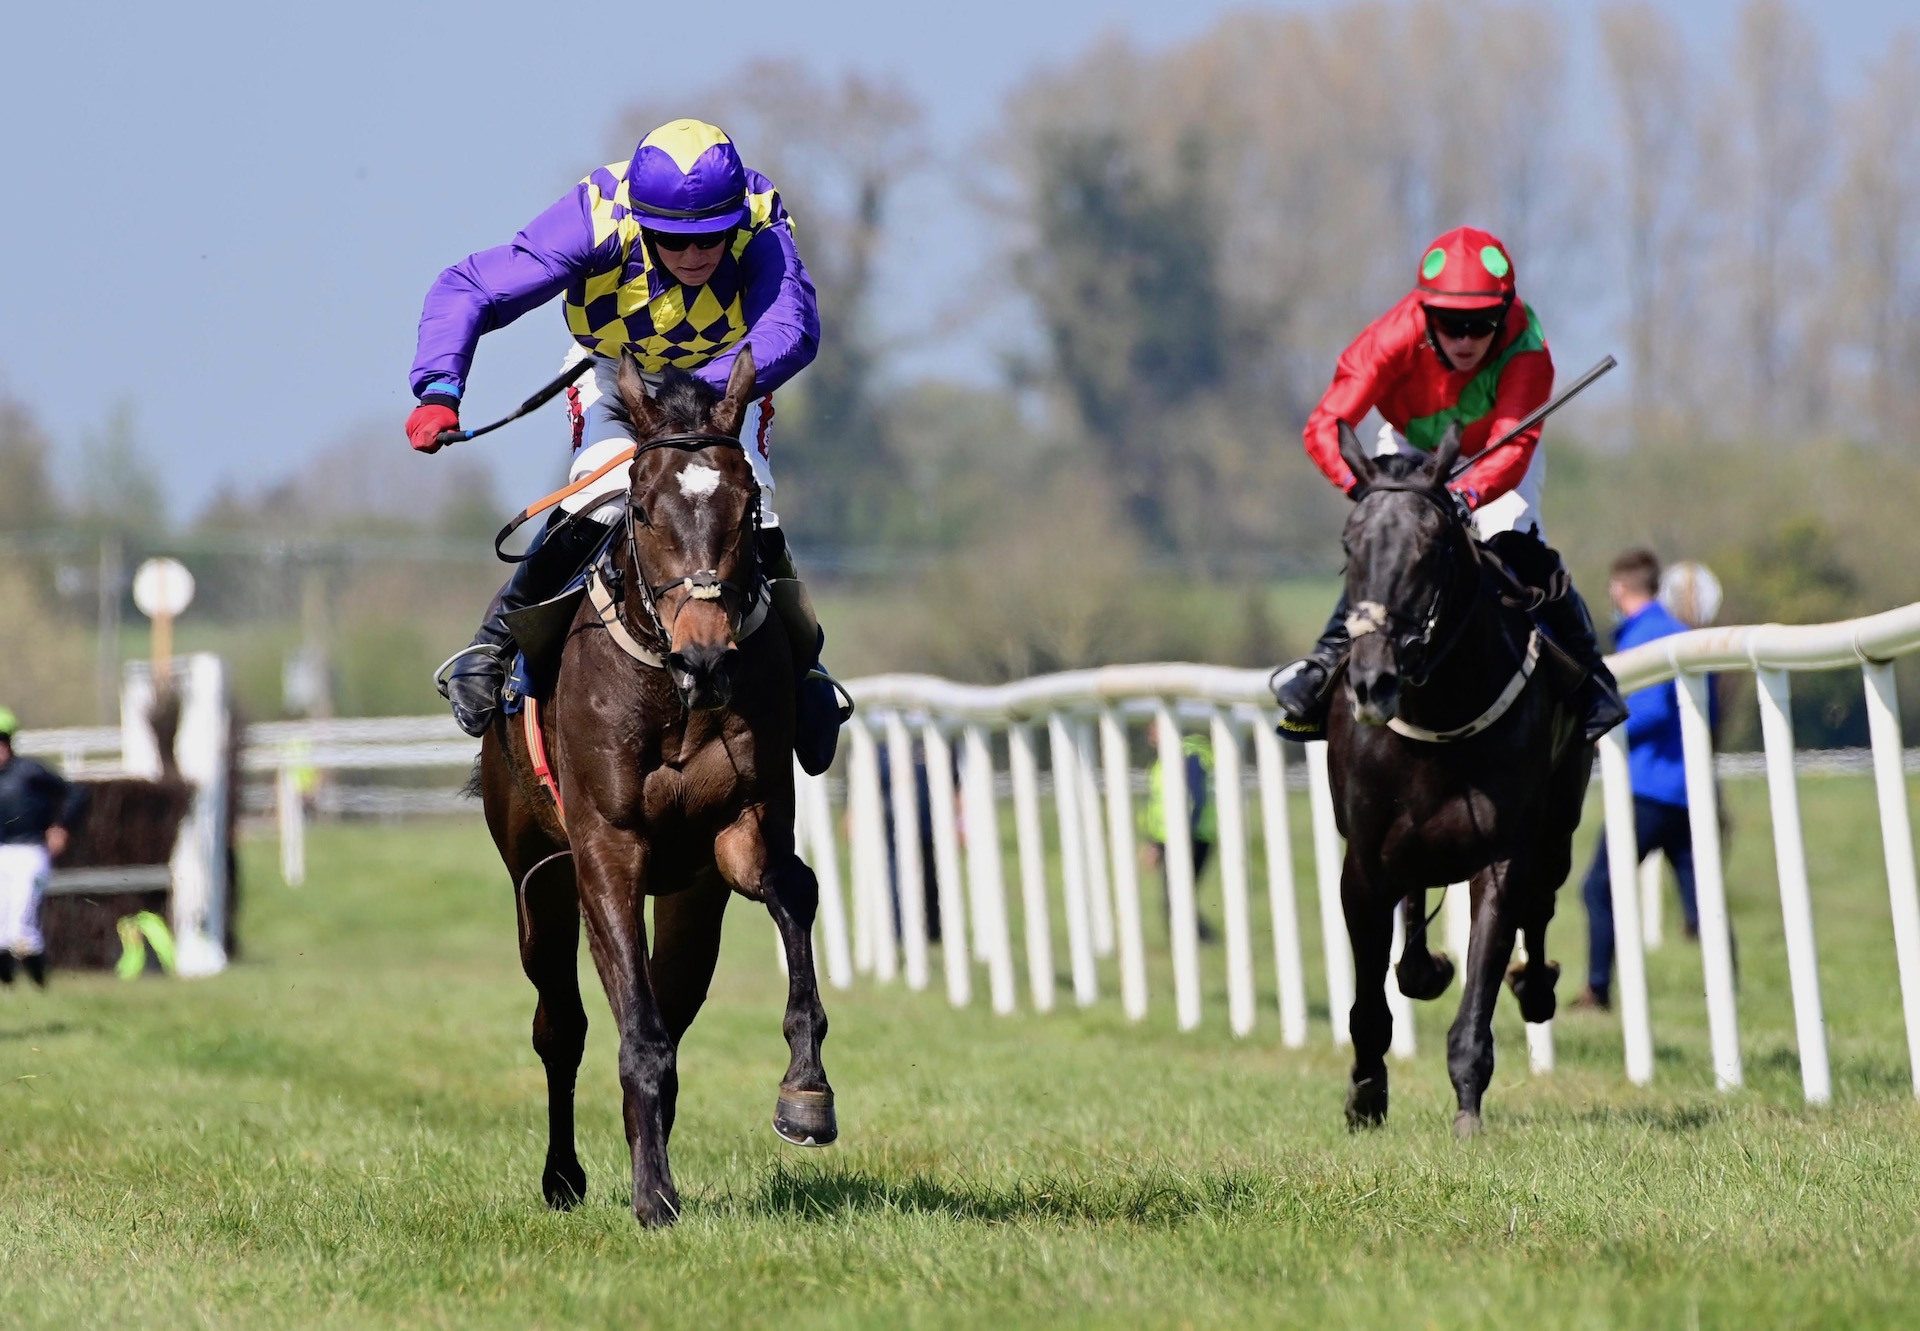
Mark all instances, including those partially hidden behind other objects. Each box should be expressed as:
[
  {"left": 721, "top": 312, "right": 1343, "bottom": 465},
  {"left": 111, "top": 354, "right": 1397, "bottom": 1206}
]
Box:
[
  {"left": 1337, "top": 420, "right": 1375, "bottom": 491},
  {"left": 615, "top": 353, "right": 661, "bottom": 436},
  {"left": 1430, "top": 423, "right": 1462, "bottom": 487},
  {"left": 711, "top": 346, "right": 757, "bottom": 439}
]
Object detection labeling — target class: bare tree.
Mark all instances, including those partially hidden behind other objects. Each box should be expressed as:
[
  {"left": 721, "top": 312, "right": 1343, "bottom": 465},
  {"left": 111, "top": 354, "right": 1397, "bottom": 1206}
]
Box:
[
  {"left": 1828, "top": 35, "right": 1920, "bottom": 440},
  {"left": 1601, "top": 4, "right": 1695, "bottom": 443}
]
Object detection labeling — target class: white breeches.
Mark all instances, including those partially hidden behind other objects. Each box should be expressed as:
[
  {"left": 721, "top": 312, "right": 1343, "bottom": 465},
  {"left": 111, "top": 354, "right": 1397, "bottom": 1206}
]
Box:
[
  {"left": 0, "top": 842, "right": 50, "bottom": 955},
  {"left": 559, "top": 349, "right": 779, "bottom": 527},
  {"left": 1373, "top": 423, "right": 1547, "bottom": 542}
]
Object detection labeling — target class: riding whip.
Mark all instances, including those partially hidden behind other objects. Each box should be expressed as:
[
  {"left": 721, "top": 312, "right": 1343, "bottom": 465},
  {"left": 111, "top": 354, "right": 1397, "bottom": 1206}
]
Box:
[
  {"left": 1445, "top": 354, "right": 1617, "bottom": 483},
  {"left": 434, "top": 356, "right": 597, "bottom": 449}
]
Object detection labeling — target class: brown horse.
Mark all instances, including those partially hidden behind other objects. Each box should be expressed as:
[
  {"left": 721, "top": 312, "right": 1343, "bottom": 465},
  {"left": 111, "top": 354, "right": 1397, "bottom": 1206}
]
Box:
[
  {"left": 476, "top": 346, "right": 834, "bottom": 1227},
  {"left": 1327, "top": 421, "right": 1589, "bottom": 1139}
]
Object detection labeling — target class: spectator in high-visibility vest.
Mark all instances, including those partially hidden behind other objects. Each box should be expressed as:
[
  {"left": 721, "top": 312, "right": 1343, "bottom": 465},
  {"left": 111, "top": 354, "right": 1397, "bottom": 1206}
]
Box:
[
  {"left": 1138, "top": 721, "right": 1219, "bottom": 942},
  {"left": 0, "top": 707, "right": 86, "bottom": 988},
  {"left": 1573, "top": 549, "right": 1718, "bottom": 1011}
]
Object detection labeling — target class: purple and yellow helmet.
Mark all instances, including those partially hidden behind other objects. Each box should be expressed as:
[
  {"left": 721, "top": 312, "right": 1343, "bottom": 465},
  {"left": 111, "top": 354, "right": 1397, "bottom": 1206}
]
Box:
[{"left": 626, "top": 119, "right": 750, "bottom": 235}]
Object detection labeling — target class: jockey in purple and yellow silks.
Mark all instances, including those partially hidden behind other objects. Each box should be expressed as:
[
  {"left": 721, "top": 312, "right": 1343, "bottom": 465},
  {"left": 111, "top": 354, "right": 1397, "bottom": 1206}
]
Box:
[{"left": 405, "top": 119, "right": 845, "bottom": 771}]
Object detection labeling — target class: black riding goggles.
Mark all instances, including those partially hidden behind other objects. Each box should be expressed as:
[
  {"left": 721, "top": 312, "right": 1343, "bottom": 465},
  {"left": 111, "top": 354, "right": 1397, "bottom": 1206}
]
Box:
[
  {"left": 1431, "top": 312, "right": 1503, "bottom": 340},
  {"left": 648, "top": 228, "right": 732, "bottom": 253}
]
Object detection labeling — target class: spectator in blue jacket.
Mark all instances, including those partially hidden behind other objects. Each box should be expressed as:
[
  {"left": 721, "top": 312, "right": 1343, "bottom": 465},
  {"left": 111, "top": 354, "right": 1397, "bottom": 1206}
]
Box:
[{"left": 1574, "top": 550, "right": 1712, "bottom": 1010}]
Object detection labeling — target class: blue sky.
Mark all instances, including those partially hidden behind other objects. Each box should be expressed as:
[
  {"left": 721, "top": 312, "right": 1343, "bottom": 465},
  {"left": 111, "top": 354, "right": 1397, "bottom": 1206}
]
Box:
[{"left": 0, "top": 0, "right": 1907, "bottom": 519}]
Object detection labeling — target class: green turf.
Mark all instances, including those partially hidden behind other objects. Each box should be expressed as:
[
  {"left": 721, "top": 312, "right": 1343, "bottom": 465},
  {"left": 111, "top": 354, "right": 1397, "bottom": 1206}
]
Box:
[{"left": 3, "top": 776, "right": 1918, "bottom": 1329}]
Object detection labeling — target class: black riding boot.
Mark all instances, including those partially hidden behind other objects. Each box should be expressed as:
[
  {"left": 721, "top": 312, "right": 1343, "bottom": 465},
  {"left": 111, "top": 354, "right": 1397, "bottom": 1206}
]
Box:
[
  {"left": 22, "top": 952, "right": 46, "bottom": 989},
  {"left": 435, "top": 512, "right": 612, "bottom": 737},
  {"left": 760, "top": 528, "right": 853, "bottom": 776},
  {"left": 1486, "top": 531, "right": 1628, "bottom": 742},
  {"left": 1536, "top": 579, "right": 1630, "bottom": 741},
  {"left": 1271, "top": 592, "right": 1351, "bottom": 741}
]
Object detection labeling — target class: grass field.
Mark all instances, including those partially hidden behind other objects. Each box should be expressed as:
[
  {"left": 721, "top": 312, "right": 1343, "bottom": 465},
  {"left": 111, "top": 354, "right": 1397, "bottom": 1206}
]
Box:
[{"left": 4, "top": 776, "right": 1919, "bottom": 1329}]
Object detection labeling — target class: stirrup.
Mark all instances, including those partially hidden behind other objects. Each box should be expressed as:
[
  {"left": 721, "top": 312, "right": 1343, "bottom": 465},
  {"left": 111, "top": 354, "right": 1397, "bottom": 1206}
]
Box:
[
  {"left": 807, "top": 667, "right": 855, "bottom": 722},
  {"left": 433, "top": 642, "right": 504, "bottom": 700}
]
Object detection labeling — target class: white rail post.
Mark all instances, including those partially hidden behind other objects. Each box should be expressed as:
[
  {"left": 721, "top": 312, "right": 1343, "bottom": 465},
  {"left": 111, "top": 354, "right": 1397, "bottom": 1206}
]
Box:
[
  {"left": 848, "top": 721, "right": 897, "bottom": 982},
  {"left": 1863, "top": 660, "right": 1920, "bottom": 1099},
  {"left": 1640, "top": 854, "right": 1666, "bottom": 949},
  {"left": 1099, "top": 706, "right": 1150, "bottom": 1020},
  {"left": 1678, "top": 671, "right": 1742, "bottom": 1090},
  {"left": 920, "top": 722, "right": 971, "bottom": 1006},
  {"left": 1007, "top": 722, "right": 1057, "bottom": 1013},
  {"left": 1388, "top": 906, "right": 1417, "bottom": 1059},
  {"left": 1252, "top": 716, "right": 1308, "bottom": 1047},
  {"left": 1047, "top": 711, "right": 1099, "bottom": 1006},
  {"left": 1074, "top": 721, "right": 1117, "bottom": 959},
  {"left": 1154, "top": 700, "right": 1204, "bottom": 1031},
  {"left": 1208, "top": 708, "right": 1256, "bottom": 1036},
  {"left": 1598, "top": 729, "right": 1655, "bottom": 1086},
  {"left": 1445, "top": 882, "right": 1472, "bottom": 972},
  {"left": 962, "top": 724, "right": 1018, "bottom": 1015},
  {"left": 1755, "top": 668, "right": 1833, "bottom": 1106},
  {"left": 797, "top": 765, "right": 853, "bottom": 990},
  {"left": 276, "top": 763, "right": 306, "bottom": 888},
  {"left": 1305, "top": 741, "right": 1355, "bottom": 1046},
  {"left": 883, "top": 712, "right": 930, "bottom": 991}
]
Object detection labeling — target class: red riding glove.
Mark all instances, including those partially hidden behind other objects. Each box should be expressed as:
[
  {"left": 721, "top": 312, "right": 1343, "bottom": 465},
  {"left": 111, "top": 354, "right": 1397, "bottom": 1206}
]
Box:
[{"left": 406, "top": 402, "right": 460, "bottom": 454}]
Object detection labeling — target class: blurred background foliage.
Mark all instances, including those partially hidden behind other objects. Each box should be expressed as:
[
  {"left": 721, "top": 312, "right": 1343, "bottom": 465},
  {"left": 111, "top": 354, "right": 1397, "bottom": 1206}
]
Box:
[{"left": 3, "top": 0, "right": 1917, "bottom": 748}]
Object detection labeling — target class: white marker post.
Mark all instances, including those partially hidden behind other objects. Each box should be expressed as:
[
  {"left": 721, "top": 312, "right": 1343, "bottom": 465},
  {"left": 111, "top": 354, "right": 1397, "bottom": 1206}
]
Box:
[{"left": 132, "top": 557, "right": 195, "bottom": 687}]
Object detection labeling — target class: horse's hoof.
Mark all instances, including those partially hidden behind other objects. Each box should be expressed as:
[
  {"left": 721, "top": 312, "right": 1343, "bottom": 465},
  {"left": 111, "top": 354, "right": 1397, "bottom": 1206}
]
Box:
[
  {"left": 633, "top": 1185, "right": 682, "bottom": 1228},
  {"left": 1506, "top": 960, "right": 1561, "bottom": 1024},
  {"left": 1345, "top": 1076, "right": 1389, "bottom": 1131},
  {"left": 1397, "top": 950, "right": 1456, "bottom": 1001},
  {"left": 1453, "top": 1111, "right": 1484, "bottom": 1141},
  {"left": 542, "top": 1159, "right": 587, "bottom": 1211},
  {"left": 773, "top": 1086, "right": 838, "bottom": 1147}
]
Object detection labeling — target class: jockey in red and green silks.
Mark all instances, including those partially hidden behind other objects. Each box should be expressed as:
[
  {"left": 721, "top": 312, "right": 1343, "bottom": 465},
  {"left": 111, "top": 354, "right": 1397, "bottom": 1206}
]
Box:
[
  {"left": 1272, "top": 227, "right": 1626, "bottom": 742},
  {"left": 404, "top": 119, "right": 846, "bottom": 772}
]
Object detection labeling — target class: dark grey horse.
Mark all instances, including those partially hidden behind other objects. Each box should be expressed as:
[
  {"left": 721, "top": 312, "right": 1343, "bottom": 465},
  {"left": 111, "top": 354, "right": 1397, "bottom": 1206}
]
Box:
[{"left": 1327, "top": 421, "right": 1591, "bottom": 1138}]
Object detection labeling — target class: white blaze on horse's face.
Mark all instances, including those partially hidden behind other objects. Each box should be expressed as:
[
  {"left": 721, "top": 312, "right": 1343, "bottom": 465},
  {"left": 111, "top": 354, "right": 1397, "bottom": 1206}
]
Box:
[{"left": 677, "top": 462, "right": 723, "bottom": 502}]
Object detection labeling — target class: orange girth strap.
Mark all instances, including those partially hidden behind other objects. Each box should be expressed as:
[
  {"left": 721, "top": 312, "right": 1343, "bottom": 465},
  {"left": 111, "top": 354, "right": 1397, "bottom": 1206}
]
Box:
[{"left": 524, "top": 696, "right": 565, "bottom": 820}]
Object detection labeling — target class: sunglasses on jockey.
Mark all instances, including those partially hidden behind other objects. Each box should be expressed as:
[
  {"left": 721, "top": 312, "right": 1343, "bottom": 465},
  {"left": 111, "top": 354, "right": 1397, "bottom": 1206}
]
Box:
[{"left": 648, "top": 228, "right": 733, "bottom": 253}]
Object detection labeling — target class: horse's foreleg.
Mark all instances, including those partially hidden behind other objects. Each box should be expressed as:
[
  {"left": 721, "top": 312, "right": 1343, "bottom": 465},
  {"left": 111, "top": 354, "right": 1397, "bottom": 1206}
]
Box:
[
  {"left": 1395, "top": 891, "right": 1456, "bottom": 1001},
  {"left": 766, "top": 855, "right": 837, "bottom": 1145},
  {"left": 574, "top": 834, "right": 681, "bottom": 1228},
  {"left": 716, "top": 810, "right": 836, "bottom": 1147},
  {"left": 517, "top": 856, "right": 588, "bottom": 1210},
  {"left": 1448, "top": 863, "right": 1521, "bottom": 1138},
  {"left": 1506, "top": 889, "right": 1562, "bottom": 1025},
  {"left": 1341, "top": 850, "right": 1395, "bottom": 1130}
]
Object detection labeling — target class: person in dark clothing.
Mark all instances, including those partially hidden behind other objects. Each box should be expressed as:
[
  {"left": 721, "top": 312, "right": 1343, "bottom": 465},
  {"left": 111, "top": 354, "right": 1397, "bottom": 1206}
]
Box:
[
  {"left": 1573, "top": 551, "right": 1717, "bottom": 1010},
  {"left": 0, "top": 707, "right": 85, "bottom": 988}
]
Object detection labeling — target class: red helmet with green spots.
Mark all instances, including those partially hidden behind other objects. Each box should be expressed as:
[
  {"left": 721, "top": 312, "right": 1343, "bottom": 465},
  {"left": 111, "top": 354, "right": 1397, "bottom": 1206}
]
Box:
[{"left": 1414, "top": 226, "right": 1517, "bottom": 312}]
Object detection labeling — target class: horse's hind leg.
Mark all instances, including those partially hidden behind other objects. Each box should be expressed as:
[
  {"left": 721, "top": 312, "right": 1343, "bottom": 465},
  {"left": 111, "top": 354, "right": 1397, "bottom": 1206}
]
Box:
[
  {"left": 1341, "top": 851, "right": 1395, "bottom": 1130},
  {"left": 1448, "top": 863, "right": 1522, "bottom": 1138},
  {"left": 517, "top": 855, "right": 589, "bottom": 1209},
  {"left": 649, "top": 876, "right": 731, "bottom": 1141},
  {"left": 1395, "top": 892, "right": 1456, "bottom": 1001}
]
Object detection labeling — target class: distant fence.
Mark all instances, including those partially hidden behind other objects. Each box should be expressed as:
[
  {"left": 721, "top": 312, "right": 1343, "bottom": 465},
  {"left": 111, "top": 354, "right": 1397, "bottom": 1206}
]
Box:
[{"left": 18, "top": 608, "right": 1920, "bottom": 1098}]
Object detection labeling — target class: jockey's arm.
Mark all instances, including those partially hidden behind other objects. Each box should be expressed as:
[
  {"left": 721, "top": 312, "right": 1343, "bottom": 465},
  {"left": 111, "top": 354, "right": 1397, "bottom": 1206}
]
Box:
[
  {"left": 409, "top": 186, "right": 616, "bottom": 401},
  {"left": 1448, "top": 344, "right": 1553, "bottom": 509},
  {"left": 694, "top": 216, "right": 820, "bottom": 399},
  {"left": 1303, "top": 324, "right": 1398, "bottom": 494}
]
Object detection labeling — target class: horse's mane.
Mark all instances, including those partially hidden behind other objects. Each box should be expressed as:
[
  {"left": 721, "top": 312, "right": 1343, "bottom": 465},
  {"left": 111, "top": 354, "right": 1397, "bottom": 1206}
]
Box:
[{"left": 604, "top": 365, "right": 720, "bottom": 437}]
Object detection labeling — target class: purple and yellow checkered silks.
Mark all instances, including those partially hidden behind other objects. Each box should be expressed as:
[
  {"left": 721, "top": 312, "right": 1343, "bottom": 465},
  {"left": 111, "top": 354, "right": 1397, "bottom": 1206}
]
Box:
[{"left": 624, "top": 119, "right": 751, "bottom": 235}]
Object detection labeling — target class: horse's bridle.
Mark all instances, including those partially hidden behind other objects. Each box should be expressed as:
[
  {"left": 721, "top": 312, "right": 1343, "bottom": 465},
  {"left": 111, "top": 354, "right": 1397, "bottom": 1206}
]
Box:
[
  {"left": 614, "top": 431, "right": 765, "bottom": 653},
  {"left": 1345, "top": 479, "right": 1480, "bottom": 689}
]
